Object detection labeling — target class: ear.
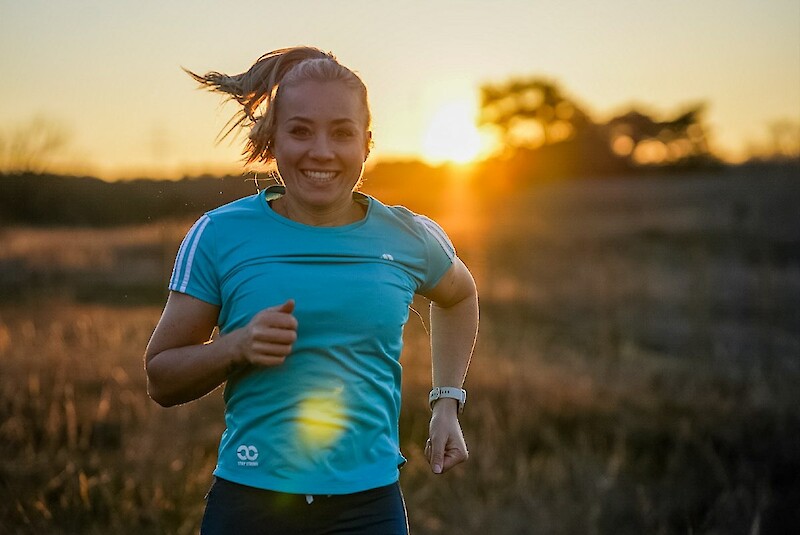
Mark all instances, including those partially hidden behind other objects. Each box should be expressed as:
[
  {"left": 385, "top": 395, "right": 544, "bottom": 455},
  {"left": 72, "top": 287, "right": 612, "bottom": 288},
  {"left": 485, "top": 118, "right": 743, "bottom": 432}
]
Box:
[{"left": 364, "top": 131, "right": 373, "bottom": 161}]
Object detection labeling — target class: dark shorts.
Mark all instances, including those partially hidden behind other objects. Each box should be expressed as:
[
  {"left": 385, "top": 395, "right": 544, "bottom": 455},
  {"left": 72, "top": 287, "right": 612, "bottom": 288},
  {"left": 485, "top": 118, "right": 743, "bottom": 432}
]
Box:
[{"left": 200, "top": 477, "right": 409, "bottom": 535}]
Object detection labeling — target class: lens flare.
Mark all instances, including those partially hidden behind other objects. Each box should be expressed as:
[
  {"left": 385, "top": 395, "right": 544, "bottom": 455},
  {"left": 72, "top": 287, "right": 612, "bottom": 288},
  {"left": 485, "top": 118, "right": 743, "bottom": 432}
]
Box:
[{"left": 295, "top": 387, "right": 347, "bottom": 451}]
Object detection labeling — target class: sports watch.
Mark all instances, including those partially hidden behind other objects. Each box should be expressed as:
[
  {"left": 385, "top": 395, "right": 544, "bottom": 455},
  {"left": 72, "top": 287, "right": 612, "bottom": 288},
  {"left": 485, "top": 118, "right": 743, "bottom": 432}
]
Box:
[{"left": 428, "top": 387, "right": 467, "bottom": 413}]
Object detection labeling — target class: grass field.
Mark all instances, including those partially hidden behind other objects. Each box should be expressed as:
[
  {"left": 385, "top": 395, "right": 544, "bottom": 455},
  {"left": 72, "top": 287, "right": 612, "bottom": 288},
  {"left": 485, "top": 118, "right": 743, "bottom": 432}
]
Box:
[{"left": 1, "top": 165, "right": 799, "bottom": 533}]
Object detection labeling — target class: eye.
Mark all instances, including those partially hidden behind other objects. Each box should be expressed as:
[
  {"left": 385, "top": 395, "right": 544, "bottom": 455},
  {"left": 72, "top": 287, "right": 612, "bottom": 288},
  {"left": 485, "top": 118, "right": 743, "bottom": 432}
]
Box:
[
  {"left": 333, "top": 128, "right": 355, "bottom": 139},
  {"left": 289, "top": 125, "right": 312, "bottom": 137}
]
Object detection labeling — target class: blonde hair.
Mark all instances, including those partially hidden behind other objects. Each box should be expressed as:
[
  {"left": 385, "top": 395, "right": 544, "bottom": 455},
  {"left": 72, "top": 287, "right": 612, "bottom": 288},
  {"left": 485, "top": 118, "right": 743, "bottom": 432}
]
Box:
[{"left": 185, "top": 46, "right": 372, "bottom": 166}]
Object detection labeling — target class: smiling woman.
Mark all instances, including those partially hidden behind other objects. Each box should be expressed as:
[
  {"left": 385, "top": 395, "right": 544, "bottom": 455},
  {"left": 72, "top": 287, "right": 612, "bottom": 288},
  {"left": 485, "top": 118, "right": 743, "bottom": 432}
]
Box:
[
  {"left": 422, "top": 99, "right": 485, "bottom": 165},
  {"left": 145, "top": 45, "right": 479, "bottom": 535}
]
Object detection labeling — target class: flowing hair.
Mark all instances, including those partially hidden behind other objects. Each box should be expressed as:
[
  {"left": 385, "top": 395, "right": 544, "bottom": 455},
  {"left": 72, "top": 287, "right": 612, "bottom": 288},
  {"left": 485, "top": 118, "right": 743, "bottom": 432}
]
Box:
[{"left": 184, "top": 46, "right": 371, "bottom": 166}]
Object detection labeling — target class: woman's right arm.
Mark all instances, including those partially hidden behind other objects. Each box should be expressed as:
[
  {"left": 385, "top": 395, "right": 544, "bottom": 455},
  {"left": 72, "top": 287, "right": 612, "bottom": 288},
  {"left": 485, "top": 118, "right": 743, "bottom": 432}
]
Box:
[{"left": 144, "top": 291, "right": 297, "bottom": 407}]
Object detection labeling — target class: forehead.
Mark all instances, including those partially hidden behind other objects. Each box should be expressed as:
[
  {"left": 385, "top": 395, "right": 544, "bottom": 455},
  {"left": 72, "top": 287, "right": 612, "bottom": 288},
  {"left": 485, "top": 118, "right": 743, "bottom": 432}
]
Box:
[{"left": 277, "top": 80, "right": 366, "bottom": 124}]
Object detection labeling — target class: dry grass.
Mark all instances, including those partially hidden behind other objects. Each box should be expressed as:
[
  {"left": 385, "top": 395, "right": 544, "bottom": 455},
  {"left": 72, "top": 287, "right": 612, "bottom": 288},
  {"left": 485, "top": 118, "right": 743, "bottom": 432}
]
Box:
[{"left": 1, "top": 168, "right": 799, "bottom": 533}]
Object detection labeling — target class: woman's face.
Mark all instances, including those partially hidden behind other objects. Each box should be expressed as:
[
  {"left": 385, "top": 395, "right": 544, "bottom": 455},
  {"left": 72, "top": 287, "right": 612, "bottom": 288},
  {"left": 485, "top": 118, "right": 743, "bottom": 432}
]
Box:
[{"left": 272, "top": 80, "right": 371, "bottom": 216}]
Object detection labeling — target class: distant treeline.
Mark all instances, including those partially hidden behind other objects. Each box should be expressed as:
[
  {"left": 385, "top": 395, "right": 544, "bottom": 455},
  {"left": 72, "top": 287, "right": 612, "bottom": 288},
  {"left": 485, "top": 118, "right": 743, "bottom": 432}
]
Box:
[
  {"left": 476, "top": 77, "right": 727, "bottom": 181},
  {"left": 0, "top": 162, "right": 454, "bottom": 227},
  {"left": 0, "top": 173, "right": 264, "bottom": 227},
  {"left": 2, "top": 159, "right": 796, "bottom": 227}
]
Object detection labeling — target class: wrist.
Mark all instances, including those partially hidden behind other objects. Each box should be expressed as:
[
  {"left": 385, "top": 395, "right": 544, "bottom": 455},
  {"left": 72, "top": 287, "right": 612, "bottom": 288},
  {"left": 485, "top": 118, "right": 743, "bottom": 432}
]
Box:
[
  {"left": 431, "top": 397, "right": 459, "bottom": 415},
  {"left": 217, "top": 330, "right": 246, "bottom": 370}
]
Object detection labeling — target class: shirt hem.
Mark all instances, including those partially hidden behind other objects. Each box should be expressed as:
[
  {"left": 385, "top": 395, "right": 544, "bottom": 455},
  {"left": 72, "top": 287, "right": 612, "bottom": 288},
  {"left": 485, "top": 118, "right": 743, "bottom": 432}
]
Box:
[{"left": 212, "top": 466, "right": 400, "bottom": 496}]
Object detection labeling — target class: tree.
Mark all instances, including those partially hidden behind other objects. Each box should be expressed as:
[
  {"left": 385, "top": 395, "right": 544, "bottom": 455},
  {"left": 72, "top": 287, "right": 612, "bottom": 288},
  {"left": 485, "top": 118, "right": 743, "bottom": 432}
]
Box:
[
  {"left": 0, "top": 116, "right": 70, "bottom": 174},
  {"left": 478, "top": 77, "right": 627, "bottom": 179},
  {"left": 768, "top": 119, "right": 800, "bottom": 159},
  {"left": 604, "top": 104, "right": 713, "bottom": 166},
  {"left": 478, "top": 77, "right": 592, "bottom": 151},
  {"left": 478, "top": 74, "right": 718, "bottom": 180}
]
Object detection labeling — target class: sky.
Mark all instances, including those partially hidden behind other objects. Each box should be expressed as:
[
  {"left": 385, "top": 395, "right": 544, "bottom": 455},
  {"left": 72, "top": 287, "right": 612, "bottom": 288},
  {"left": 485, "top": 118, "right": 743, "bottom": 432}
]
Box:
[{"left": 1, "top": 0, "right": 798, "bottom": 179}]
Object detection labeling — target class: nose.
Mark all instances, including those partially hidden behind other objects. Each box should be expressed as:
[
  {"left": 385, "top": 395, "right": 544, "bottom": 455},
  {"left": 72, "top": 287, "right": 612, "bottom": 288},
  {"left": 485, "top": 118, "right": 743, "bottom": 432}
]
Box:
[{"left": 309, "top": 134, "right": 334, "bottom": 160}]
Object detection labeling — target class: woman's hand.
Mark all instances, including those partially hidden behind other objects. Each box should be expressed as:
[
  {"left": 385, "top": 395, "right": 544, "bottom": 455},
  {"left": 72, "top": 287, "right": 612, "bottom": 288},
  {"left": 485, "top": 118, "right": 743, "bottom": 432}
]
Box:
[
  {"left": 425, "top": 399, "right": 469, "bottom": 474},
  {"left": 145, "top": 293, "right": 298, "bottom": 407},
  {"left": 232, "top": 299, "right": 298, "bottom": 367}
]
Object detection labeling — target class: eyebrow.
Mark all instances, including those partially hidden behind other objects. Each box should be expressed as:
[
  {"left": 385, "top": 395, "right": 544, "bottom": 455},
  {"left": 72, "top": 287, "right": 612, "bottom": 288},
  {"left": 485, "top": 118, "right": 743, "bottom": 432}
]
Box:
[{"left": 285, "top": 116, "right": 359, "bottom": 126}]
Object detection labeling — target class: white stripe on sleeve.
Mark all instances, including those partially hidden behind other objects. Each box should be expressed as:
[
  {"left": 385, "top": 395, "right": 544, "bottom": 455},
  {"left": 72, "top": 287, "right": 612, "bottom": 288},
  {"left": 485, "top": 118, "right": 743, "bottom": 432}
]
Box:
[
  {"left": 169, "top": 225, "right": 193, "bottom": 288},
  {"left": 413, "top": 215, "right": 456, "bottom": 260},
  {"left": 169, "top": 215, "right": 211, "bottom": 292}
]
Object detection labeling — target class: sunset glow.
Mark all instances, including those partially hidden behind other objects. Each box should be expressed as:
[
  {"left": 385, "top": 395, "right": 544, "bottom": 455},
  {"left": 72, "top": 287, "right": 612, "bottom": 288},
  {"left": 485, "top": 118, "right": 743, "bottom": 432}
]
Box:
[
  {"left": 0, "top": 1, "right": 798, "bottom": 178},
  {"left": 422, "top": 100, "right": 484, "bottom": 165}
]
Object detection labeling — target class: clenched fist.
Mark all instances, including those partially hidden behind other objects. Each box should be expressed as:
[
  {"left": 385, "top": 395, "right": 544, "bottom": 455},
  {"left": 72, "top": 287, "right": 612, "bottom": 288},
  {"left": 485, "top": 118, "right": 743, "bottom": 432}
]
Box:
[{"left": 234, "top": 299, "right": 298, "bottom": 367}]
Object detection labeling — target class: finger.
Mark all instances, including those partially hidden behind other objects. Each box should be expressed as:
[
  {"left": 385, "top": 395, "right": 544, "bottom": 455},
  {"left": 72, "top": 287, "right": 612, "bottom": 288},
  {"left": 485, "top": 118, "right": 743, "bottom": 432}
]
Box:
[
  {"left": 267, "top": 299, "right": 295, "bottom": 314},
  {"left": 251, "top": 341, "right": 293, "bottom": 357},
  {"left": 253, "top": 314, "right": 298, "bottom": 333},
  {"left": 274, "top": 313, "right": 299, "bottom": 331},
  {"left": 247, "top": 355, "right": 288, "bottom": 367},
  {"left": 429, "top": 435, "right": 446, "bottom": 474},
  {"left": 252, "top": 327, "right": 297, "bottom": 344},
  {"left": 441, "top": 445, "right": 469, "bottom": 472}
]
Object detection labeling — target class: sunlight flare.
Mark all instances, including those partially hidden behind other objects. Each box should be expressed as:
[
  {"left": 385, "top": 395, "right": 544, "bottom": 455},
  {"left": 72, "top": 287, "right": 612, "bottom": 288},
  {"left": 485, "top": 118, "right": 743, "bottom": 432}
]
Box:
[
  {"left": 422, "top": 99, "right": 483, "bottom": 165},
  {"left": 295, "top": 387, "right": 347, "bottom": 451}
]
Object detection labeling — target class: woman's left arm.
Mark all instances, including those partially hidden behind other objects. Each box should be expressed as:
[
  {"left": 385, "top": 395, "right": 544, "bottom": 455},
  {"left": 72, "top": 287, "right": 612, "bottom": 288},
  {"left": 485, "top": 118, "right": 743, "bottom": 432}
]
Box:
[{"left": 419, "top": 256, "right": 479, "bottom": 474}]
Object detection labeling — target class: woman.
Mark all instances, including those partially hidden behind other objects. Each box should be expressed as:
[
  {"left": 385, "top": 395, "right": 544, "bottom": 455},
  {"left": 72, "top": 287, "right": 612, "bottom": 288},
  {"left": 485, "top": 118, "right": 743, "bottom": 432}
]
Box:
[{"left": 145, "top": 46, "right": 479, "bottom": 534}]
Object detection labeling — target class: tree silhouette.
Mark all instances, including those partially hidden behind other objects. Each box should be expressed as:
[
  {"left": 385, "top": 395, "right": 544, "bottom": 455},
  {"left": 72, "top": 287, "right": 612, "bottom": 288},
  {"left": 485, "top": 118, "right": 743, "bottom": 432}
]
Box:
[
  {"left": 604, "top": 104, "right": 712, "bottom": 166},
  {"left": 478, "top": 75, "right": 717, "bottom": 179},
  {"left": 0, "top": 116, "right": 69, "bottom": 174},
  {"left": 479, "top": 77, "right": 594, "bottom": 151},
  {"left": 768, "top": 119, "right": 800, "bottom": 159}
]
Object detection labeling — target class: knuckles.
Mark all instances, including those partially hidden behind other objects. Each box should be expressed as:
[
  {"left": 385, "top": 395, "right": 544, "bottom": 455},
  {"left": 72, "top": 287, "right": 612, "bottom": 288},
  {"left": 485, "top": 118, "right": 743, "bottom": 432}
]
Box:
[{"left": 252, "top": 310, "right": 298, "bottom": 330}]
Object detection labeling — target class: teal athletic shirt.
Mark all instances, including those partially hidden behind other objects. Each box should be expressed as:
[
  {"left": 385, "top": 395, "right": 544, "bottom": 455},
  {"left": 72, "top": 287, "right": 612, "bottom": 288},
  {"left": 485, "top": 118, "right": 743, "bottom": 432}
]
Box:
[{"left": 168, "top": 185, "right": 455, "bottom": 495}]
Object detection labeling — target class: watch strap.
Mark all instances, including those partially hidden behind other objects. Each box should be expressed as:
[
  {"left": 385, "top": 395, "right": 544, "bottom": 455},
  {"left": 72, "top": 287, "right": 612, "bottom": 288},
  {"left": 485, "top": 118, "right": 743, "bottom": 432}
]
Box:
[{"left": 429, "top": 387, "right": 467, "bottom": 413}]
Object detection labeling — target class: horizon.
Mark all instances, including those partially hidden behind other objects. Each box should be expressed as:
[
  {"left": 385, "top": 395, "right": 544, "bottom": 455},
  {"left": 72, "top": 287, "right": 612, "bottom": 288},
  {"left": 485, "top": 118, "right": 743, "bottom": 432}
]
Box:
[{"left": 1, "top": 1, "right": 799, "bottom": 180}]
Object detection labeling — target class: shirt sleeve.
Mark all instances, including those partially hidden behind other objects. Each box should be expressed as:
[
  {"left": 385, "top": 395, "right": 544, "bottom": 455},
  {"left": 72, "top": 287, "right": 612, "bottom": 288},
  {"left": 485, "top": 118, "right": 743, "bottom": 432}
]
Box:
[
  {"left": 412, "top": 214, "right": 456, "bottom": 293},
  {"left": 168, "top": 214, "right": 221, "bottom": 305}
]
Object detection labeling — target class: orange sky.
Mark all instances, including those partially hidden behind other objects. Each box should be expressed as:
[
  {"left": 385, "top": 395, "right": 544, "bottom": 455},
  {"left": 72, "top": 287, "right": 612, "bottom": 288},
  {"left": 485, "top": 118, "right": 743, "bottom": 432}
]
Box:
[{"left": 1, "top": 1, "right": 798, "bottom": 179}]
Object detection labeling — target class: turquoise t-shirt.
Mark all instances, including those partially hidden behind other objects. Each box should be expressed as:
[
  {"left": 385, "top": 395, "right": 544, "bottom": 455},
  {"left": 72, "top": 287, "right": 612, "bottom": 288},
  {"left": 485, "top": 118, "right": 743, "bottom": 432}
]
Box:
[{"left": 168, "top": 186, "right": 455, "bottom": 494}]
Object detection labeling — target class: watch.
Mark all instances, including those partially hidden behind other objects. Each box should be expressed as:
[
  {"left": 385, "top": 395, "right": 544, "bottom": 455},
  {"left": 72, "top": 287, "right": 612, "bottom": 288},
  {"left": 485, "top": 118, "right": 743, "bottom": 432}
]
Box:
[{"left": 428, "top": 387, "right": 467, "bottom": 413}]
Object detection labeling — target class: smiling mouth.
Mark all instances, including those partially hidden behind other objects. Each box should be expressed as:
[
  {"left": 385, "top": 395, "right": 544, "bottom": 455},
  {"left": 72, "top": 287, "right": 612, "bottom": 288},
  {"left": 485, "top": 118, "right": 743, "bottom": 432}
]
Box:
[{"left": 303, "top": 170, "right": 338, "bottom": 183}]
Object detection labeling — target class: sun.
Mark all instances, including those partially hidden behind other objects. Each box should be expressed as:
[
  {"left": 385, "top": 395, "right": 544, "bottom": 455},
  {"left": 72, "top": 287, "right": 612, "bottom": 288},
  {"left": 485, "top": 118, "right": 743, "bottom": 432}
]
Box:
[{"left": 421, "top": 99, "right": 483, "bottom": 165}]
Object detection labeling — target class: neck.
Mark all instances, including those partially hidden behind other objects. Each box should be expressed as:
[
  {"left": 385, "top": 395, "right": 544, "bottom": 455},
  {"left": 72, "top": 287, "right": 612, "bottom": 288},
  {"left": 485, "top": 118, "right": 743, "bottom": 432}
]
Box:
[{"left": 272, "top": 195, "right": 365, "bottom": 227}]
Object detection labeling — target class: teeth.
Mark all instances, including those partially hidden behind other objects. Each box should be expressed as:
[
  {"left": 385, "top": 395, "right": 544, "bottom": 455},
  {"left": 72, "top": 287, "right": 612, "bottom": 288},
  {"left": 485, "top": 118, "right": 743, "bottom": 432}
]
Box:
[{"left": 304, "top": 170, "right": 337, "bottom": 181}]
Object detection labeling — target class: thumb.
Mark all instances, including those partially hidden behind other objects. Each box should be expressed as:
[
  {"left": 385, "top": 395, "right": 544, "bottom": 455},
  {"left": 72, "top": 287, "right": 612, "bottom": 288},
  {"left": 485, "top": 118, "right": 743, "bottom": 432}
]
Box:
[
  {"left": 269, "top": 299, "right": 295, "bottom": 314},
  {"left": 429, "top": 435, "right": 445, "bottom": 474}
]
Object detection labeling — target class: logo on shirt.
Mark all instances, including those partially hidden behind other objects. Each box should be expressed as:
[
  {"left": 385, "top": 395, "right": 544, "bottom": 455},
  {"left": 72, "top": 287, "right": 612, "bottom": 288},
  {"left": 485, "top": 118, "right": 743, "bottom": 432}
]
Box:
[
  {"left": 236, "top": 444, "right": 259, "bottom": 466},
  {"left": 381, "top": 253, "right": 395, "bottom": 261}
]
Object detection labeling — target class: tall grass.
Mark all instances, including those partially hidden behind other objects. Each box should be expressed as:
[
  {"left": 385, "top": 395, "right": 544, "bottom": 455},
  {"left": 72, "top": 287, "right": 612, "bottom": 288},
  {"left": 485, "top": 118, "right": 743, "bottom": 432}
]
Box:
[{"left": 1, "top": 167, "right": 798, "bottom": 533}]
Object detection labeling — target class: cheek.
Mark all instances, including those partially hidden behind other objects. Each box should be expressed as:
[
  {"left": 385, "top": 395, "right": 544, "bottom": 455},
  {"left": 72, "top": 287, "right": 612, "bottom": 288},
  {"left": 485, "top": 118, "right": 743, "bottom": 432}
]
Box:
[
  {"left": 352, "top": 135, "right": 371, "bottom": 161},
  {"left": 273, "top": 149, "right": 298, "bottom": 180},
  {"left": 346, "top": 146, "right": 369, "bottom": 167},
  {"left": 271, "top": 138, "right": 301, "bottom": 162}
]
